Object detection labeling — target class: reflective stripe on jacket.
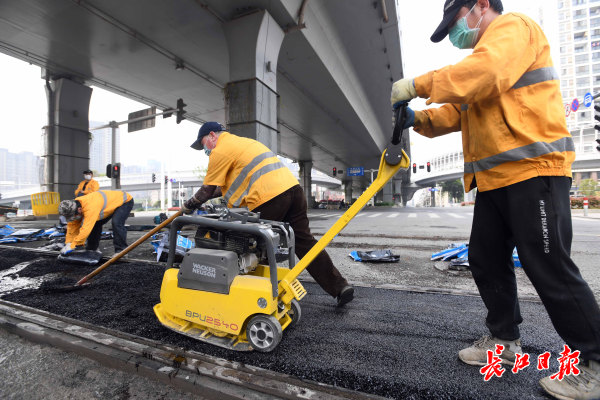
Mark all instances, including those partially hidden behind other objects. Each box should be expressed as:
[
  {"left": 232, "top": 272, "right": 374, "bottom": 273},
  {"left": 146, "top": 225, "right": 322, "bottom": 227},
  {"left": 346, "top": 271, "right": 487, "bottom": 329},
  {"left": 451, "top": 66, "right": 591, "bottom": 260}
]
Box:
[
  {"left": 65, "top": 190, "right": 132, "bottom": 248},
  {"left": 413, "top": 13, "right": 574, "bottom": 192},
  {"left": 203, "top": 132, "right": 299, "bottom": 210},
  {"left": 74, "top": 179, "right": 99, "bottom": 196}
]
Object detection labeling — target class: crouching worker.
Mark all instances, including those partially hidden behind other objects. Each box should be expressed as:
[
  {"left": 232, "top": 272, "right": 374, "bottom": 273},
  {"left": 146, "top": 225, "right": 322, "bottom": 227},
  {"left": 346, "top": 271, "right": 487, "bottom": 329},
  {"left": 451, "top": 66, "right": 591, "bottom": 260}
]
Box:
[
  {"left": 182, "top": 122, "right": 354, "bottom": 307},
  {"left": 58, "top": 191, "right": 134, "bottom": 256}
]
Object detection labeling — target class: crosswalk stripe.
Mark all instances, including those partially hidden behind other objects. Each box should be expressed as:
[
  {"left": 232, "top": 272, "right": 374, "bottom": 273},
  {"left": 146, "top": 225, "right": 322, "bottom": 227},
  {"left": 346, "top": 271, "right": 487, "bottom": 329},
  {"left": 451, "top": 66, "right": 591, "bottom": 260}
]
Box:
[
  {"left": 388, "top": 213, "right": 399, "bottom": 218},
  {"left": 428, "top": 213, "right": 440, "bottom": 218},
  {"left": 367, "top": 213, "right": 383, "bottom": 218},
  {"left": 467, "top": 212, "right": 474, "bottom": 216},
  {"left": 408, "top": 213, "right": 417, "bottom": 218},
  {"left": 447, "top": 213, "right": 465, "bottom": 219}
]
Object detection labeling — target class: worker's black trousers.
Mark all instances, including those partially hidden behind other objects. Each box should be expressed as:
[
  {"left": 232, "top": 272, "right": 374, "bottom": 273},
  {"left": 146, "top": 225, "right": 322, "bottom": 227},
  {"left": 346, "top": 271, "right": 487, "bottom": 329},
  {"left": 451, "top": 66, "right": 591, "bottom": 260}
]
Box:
[
  {"left": 86, "top": 200, "right": 134, "bottom": 253},
  {"left": 469, "top": 176, "right": 600, "bottom": 362},
  {"left": 253, "top": 185, "right": 348, "bottom": 298}
]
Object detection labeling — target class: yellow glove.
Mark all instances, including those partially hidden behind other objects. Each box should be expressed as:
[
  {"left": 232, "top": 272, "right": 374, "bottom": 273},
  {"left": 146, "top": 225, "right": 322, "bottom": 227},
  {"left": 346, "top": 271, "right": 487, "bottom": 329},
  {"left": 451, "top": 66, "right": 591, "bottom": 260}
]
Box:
[{"left": 390, "top": 78, "right": 417, "bottom": 106}]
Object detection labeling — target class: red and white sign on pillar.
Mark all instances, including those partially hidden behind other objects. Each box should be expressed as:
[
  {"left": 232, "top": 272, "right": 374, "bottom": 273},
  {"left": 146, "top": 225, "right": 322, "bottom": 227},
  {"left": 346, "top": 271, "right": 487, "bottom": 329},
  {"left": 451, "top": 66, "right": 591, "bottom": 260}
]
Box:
[{"left": 584, "top": 197, "right": 589, "bottom": 217}]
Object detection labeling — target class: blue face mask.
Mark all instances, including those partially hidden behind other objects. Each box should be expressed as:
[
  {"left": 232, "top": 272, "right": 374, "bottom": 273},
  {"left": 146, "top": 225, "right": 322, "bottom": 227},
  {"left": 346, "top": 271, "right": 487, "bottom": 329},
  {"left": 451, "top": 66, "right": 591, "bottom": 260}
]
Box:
[
  {"left": 449, "top": 4, "right": 483, "bottom": 50},
  {"left": 203, "top": 134, "right": 214, "bottom": 156}
]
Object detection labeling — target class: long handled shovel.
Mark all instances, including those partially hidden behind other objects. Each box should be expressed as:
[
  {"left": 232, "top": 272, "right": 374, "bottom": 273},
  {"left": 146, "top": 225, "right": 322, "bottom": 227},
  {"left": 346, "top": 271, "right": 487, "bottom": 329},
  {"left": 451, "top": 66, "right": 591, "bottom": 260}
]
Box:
[{"left": 56, "top": 211, "right": 182, "bottom": 292}]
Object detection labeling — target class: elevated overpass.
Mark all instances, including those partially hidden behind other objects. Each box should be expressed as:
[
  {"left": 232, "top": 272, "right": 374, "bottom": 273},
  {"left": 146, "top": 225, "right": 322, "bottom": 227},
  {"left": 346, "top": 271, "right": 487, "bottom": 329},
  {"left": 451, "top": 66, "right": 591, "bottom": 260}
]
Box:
[
  {"left": 0, "top": 168, "right": 342, "bottom": 206},
  {"left": 409, "top": 146, "right": 600, "bottom": 203},
  {"left": 0, "top": 0, "right": 408, "bottom": 207}
]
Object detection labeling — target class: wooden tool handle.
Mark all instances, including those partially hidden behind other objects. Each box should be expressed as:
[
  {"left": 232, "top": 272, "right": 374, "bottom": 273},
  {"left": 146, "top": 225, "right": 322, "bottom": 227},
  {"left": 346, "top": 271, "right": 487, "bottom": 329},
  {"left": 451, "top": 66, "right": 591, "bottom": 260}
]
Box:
[{"left": 75, "top": 211, "right": 183, "bottom": 286}]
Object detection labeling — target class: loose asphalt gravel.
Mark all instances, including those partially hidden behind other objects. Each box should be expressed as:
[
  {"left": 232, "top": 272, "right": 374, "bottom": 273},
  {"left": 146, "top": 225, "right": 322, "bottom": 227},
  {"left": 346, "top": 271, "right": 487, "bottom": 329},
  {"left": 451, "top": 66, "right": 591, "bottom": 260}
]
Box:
[{"left": 0, "top": 247, "right": 564, "bottom": 400}]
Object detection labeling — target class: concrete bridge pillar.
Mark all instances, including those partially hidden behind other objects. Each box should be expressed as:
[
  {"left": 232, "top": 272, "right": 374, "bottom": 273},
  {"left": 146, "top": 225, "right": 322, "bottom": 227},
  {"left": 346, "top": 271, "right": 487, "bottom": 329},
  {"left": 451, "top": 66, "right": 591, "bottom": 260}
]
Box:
[
  {"left": 43, "top": 76, "right": 93, "bottom": 202},
  {"left": 298, "top": 161, "right": 314, "bottom": 209},
  {"left": 382, "top": 181, "right": 393, "bottom": 204},
  {"left": 393, "top": 178, "right": 402, "bottom": 207},
  {"left": 344, "top": 182, "right": 353, "bottom": 204},
  {"left": 223, "top": 10, "right": 284, "bottom": 153}
]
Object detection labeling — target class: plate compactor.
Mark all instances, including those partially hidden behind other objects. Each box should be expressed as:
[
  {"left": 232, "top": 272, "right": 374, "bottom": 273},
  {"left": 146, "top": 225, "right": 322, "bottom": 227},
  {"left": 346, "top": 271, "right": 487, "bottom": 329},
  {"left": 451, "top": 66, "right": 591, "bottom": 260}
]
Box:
[{"left": 154, "top": 103, "right": 412, "bottom": 352}]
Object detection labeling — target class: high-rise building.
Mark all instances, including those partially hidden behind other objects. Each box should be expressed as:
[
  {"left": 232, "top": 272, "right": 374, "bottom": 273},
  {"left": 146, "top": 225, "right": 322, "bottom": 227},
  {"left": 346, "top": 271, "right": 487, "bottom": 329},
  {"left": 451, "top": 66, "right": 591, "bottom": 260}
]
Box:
[
  {"left": 556, "top": 1, "right": 600, "bottom": 142},
  {"left": 146, "top": 159, "right": 161, "bottom": 173},
  {"left": 89, "top": 121, "right": 121, "bottom": 174},
  {"left": 0, "top": 148, "right": 40, "bottom": 188},
  {"left": 557, "top": 0, "right": 597, "bottom": 127}
]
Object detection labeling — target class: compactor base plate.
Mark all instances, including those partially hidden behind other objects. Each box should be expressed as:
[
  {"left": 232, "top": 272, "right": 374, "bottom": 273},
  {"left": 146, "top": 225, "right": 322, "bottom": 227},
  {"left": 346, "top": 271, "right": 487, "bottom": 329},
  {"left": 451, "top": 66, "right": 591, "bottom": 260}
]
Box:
[{"left": 153, "top": 304, "right": 252, "bottom": 352}]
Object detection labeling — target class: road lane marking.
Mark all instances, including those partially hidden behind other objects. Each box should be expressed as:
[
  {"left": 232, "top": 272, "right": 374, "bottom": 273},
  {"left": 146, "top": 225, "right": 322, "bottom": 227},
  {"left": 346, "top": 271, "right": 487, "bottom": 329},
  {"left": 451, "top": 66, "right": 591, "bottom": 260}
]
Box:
[
  {"left": 367, "top": 213, "right": 383, "bottom": 218},
  {"left": 428, "top": 213, "right": 440, "bottom": 218},
  {"left": 388, "top": 213, "right": 399, "bottom": 218},
  {"left": 408, "top": 214, "right": 417, "bottom": 218},
  {"left": 572, "top": 217, "right": 600, "bottom": 222},
  {"left": 447, "top": 213, "right": 465, "bottom": 219},
  {"left": 467, "top": 213, "right": 474, "bottom": 216}
]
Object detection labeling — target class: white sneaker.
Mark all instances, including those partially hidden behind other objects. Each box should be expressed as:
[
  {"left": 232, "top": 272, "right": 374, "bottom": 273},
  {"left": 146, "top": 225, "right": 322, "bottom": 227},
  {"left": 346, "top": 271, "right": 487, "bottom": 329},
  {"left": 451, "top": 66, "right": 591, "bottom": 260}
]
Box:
[
  {"left": 458, "top": 335, "right": 522, "bottom": 366},
  {"left": 540, "top": 360, "right": 600, "bottom": 400}
]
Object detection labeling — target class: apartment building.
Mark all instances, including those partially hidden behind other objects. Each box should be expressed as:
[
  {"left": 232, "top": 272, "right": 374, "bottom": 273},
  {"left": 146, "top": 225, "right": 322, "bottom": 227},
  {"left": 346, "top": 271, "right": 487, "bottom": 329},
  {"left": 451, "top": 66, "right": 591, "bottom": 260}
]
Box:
[{"left": 557, "top": 0, "right": 600, "bottom": 155}]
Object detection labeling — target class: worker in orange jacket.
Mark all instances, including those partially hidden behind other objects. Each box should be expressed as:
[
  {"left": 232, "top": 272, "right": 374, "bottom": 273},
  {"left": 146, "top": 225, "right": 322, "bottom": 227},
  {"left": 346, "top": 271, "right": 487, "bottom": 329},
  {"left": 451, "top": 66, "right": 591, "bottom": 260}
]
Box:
[
  {"left": 58, "top": 191, "right": 134, "bottom": 255},
  {"left": 74, "top": 170, "right": 99, "bottom": 197},
  {"left": 182, "top": 122, "right": 353, "bottom": 307},
  {"left": 391, "top": 1, "right": 600, "bottom": 398}
]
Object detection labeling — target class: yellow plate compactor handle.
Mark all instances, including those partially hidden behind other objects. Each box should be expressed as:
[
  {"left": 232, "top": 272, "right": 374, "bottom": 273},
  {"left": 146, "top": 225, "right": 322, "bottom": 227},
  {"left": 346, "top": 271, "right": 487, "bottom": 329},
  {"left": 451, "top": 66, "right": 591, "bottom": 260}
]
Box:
[{"left": 278, "top": 148, "right": 410, "bottom": 301}]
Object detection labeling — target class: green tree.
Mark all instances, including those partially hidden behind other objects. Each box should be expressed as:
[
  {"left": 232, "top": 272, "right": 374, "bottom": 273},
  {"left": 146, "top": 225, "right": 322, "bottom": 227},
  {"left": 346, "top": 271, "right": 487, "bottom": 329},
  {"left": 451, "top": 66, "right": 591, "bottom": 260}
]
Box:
[
  {"left": 441, "top": 179, "right": 465, "bottom": 203},
  {"left": 193, "top": 166, "right": 208, "bottom": 181},
  {"left": 579, "top": 179, "right": 599, "bottom": 197}
]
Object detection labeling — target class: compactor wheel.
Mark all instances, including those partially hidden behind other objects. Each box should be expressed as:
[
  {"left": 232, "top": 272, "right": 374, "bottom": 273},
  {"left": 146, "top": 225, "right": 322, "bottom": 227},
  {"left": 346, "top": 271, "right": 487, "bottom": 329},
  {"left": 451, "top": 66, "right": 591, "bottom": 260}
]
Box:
[
  {"left": 288, "top": 299, "right": 302, "bottom": 329},
  {"left": 246, "top": 315, "right": 282, "bottom": 352}
]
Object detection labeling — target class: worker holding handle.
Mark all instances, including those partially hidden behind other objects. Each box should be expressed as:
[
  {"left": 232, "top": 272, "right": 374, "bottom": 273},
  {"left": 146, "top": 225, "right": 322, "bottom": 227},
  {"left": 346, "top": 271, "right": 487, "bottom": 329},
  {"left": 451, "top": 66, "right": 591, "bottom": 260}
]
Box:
[
  {"left": 391, "top": 1, "right": 600, "bottom": 398},
  {"left": 181, "top": 122, "right": 354, "bottom": 307}
]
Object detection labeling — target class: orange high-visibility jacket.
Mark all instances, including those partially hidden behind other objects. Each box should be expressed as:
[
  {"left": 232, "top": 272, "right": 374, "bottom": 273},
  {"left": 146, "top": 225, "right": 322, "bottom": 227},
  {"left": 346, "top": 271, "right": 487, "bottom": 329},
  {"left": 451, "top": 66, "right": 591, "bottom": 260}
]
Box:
[
  {"left": 413, "top": 12, "right": 574, "bottom": 193},
  {"left": 74, "top": 179, "right": 99, "bottom": 196},
  {"left": 203, "top": 132, "right": 299, "bottom": 210},
  {"left": 65, "top": 190, "right": 132, "bottom": 249}
]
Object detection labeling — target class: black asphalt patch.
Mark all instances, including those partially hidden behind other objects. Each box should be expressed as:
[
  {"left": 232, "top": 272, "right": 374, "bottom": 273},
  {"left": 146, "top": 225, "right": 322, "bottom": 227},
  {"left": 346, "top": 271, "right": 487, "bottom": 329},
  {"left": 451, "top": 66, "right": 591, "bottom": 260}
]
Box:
[{"left": 0, "top": 248, "right": 561, "bottom": 399}]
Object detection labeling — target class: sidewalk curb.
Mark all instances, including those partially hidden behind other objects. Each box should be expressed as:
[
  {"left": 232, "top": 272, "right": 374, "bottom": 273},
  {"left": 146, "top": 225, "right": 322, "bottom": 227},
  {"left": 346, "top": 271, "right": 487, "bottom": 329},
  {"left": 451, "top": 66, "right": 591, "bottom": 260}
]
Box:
[{"left": 0, "top": 300, "right": 383, "bottom": 400}]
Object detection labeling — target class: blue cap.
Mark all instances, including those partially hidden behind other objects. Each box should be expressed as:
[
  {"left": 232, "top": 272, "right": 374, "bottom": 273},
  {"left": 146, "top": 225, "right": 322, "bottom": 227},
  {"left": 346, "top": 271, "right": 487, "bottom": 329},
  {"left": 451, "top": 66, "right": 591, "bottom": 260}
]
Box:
[{"left": 191, "top": 122, "right": 226, "bottom": 150}]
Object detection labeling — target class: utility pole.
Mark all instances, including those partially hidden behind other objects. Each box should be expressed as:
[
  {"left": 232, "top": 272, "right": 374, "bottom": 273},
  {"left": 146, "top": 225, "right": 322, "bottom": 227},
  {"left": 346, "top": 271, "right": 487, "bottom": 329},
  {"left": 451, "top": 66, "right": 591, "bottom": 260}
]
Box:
[
  {"left": 109, "top": 121, "right": 120, "bottom": 190},
  {"left": 161, "top": 147, "right": 165, "bottom": 211},
  {"left": 167, "top": 143, "right": 172, "bottom": 210}
]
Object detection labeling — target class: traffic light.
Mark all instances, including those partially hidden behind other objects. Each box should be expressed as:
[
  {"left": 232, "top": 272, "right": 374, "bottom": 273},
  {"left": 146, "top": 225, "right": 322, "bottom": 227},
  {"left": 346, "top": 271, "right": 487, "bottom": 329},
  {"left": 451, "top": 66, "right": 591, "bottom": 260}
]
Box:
[
  {"left": 112, "top": 164, "right": 120, "bottom": 179},
  {"left": 427, "top": 162, "right": 431, "bottom": 172},
  {"left": 176, "top": 98, "right": 187, "bottom": 124},
  {"left": 152, "top": 173, "right": 156, "bottom": 183},
  {"left": 106, "top": 164, "right": 112, "bottom": 178},
  {"left": 412, "top": 163, "right": 417, "bottom": 173},
  {"left": 164, "top": 175, "right": 168, "bottom": 184},
  {"left": 333, "top": 167, "right": 337, "bottom": 177}
]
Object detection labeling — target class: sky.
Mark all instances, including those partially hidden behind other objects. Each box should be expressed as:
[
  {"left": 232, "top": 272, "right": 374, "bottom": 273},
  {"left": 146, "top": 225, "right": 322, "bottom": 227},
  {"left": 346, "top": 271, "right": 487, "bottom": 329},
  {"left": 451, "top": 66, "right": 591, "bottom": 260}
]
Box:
[
  {"left": 0, "top": 0, "right": 555, "bottom": 173},
  {"left": 0, "top": 53, "right": 207, "bottom": 172}
]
